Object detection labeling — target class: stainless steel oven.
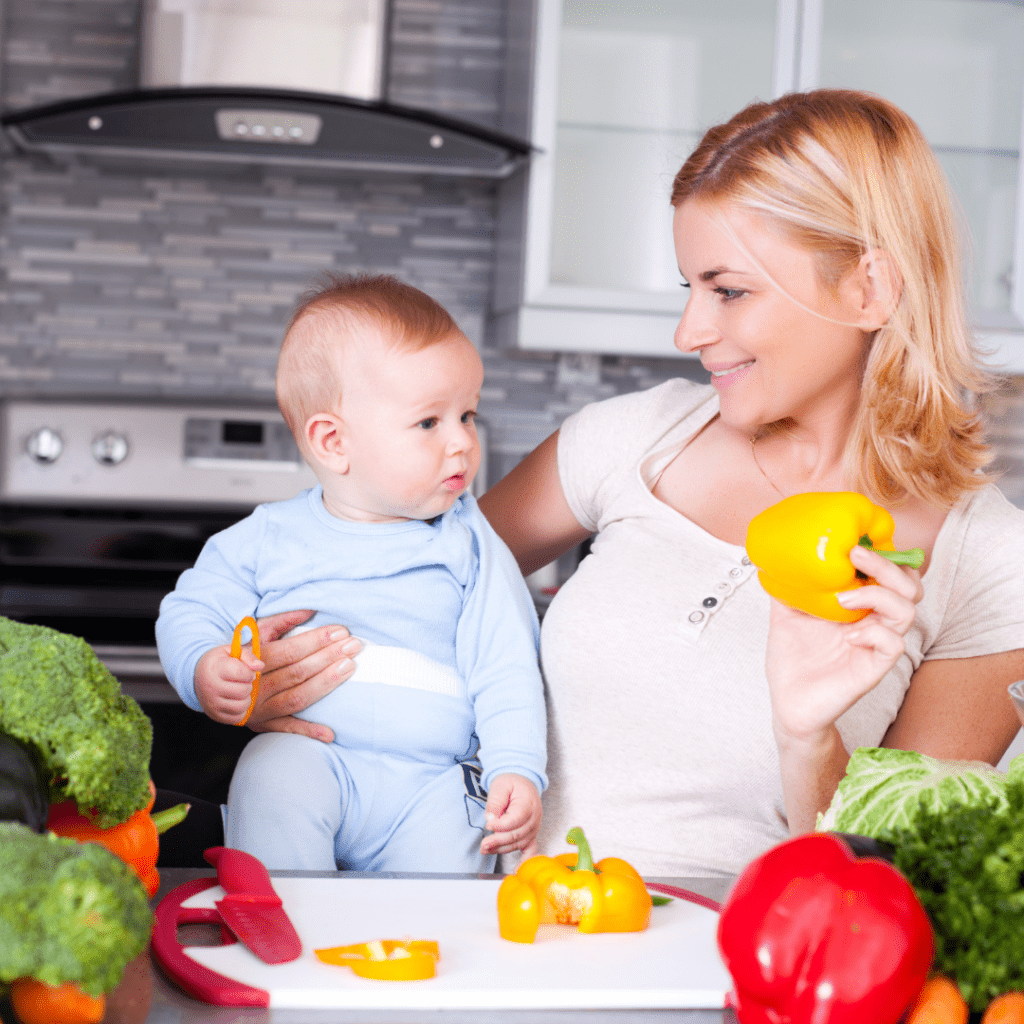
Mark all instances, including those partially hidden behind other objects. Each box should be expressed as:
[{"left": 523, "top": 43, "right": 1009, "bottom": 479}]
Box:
[
  {"left": 0, "top": 398, "right": 490, "bottom": 803},
  {"left": 0, "top": 398, "right": 320, "bottom": 802}
]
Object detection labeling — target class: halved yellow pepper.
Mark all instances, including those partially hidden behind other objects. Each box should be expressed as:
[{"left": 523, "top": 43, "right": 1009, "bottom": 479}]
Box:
[
  {"left": 745, "top": 492, "right": 924, "bottom": 622},
  {"left": 315, "top": 939, "right": 439, "bottom": 980},
  {"left": 497, "top": 827, "right": 651, "bottom": 943}
]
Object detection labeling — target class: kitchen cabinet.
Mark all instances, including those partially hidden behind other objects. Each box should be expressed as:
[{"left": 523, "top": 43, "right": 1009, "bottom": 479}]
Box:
[{"left": 493, "top": 0, "right": 1024, "bottom": 371}]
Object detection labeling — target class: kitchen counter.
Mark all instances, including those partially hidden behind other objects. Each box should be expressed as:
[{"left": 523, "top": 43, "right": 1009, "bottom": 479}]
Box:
[{"left": 142, "top": 869, "right": 738, "bottom": 1024}]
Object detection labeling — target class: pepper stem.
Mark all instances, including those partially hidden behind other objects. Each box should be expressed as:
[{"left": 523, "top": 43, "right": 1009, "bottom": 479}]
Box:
[
  {"left": 858, "top": 535, "right": 924, "bottom": 570},
  {"left": 152, "top": 802, "right": 190, "bottom": 834},
  {"left": 566, "top": 826, "right": 596, "bottom": 873}
]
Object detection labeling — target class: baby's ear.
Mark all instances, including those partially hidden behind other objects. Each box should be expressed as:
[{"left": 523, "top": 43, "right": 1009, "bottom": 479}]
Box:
[{"left": 304, "top": 412, "right": 349, "bottom": 473}]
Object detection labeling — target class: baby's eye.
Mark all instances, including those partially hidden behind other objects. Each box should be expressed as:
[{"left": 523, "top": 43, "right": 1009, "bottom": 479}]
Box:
[
  {"left": 714, "top": 286, "right": 745, "bottom": 301},
  {"left": 461, "top": 410, "right": 477, "bottom": 425},
  {"left": 417, "top": 417, "right": 438, "bottom": 430}
]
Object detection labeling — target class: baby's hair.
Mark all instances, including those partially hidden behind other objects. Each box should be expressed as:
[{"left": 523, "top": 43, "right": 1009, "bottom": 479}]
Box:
[{"left": 276, "top": 272, "right": 460, "bottom": 441}]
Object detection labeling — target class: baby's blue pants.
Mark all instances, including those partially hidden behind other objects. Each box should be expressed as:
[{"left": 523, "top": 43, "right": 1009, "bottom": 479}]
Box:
[{"left": 223, "top": 679, "right": 494, "bottom": 872}]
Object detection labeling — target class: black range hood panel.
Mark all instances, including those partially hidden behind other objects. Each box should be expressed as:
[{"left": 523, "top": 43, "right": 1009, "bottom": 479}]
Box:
[{"left": 1, "top": 87, "right": 532, "bottom": 178}]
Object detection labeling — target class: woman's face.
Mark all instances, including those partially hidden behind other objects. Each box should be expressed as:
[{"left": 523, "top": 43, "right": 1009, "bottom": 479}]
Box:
[{"left": 672, "top": 199, "right": 871, "bottom": 435}]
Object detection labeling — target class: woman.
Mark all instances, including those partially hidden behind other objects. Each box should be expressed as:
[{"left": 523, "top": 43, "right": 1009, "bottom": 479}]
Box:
[{"left": 238, "top": 90, "right": 1024, "bottom": 877}]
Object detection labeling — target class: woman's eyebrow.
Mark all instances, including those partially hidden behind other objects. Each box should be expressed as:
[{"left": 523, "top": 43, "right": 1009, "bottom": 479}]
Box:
[{"left": 700, "top": 266, "right": 731, "bottom": 282}]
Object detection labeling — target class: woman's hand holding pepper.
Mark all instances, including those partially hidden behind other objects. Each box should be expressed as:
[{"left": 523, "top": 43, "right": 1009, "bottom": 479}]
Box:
[
  {"left": 766, "top": 544, "right": 923, "bottom": 831},
  {"left": 231, "top": 610, "right": 361, "bottom": 742}
]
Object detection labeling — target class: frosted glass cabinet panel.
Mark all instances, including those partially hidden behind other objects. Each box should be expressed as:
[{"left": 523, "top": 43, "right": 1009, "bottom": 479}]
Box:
[
  {"left": 492, "top": 0, "right": 787, "bottom": 357},
  {"left": 494, "top": 0, "right": 1024, "bottom": 367},
  {"left": 815, "top": 0, "right": 1024, "bottom": 333},
  {"left": 548, "top": 1, "right": 779, "bottom": 296}
]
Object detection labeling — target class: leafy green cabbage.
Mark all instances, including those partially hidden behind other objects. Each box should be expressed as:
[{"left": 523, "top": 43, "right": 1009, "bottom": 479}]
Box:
[{"left": 816, "top": 746, "right": 1024, "bottom": 837}]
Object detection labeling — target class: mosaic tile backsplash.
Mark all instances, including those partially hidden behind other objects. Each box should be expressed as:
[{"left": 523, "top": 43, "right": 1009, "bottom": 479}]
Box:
[{"left": 0, "top": 0, "right": 1020, "bottom": 506}]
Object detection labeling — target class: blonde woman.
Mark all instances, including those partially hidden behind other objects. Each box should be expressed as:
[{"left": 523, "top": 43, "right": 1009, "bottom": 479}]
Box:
[
  {"left": 236, "top": 90, "right": 1024, "bottom": 877},
  {"left": 478, "top": 89, "right": 1024, "bottom": 876}
]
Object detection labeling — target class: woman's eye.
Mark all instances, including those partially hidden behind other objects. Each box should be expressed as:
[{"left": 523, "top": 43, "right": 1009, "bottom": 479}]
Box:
[
  {"left": 714, "top": 286, "right": 744, "bottom": 301},
  {"left": 680, "top": 281, "right": 691, "bottom": 290},
  {"left": 417, "top": 418, "right": 438, "bottom": 430}
]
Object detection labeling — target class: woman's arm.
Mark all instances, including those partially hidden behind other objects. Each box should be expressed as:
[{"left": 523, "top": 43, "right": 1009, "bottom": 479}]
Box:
[
  {"left": 765, "top": 544, "right": 923, "bottom": 833},
  {"left": 882, "top": 648, "right": 1024, "bottom": 762},
  {"left": 477, "top": 430, "right": 592, "bottom": 576}
]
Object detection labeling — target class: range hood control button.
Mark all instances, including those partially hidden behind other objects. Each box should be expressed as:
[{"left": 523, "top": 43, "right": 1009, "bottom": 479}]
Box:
[
  {"left": 92, "top": 432, "right": 129, "bottom": 466},
  {"left": 26, "top": 427, "right": 64, "bottom": 464}
]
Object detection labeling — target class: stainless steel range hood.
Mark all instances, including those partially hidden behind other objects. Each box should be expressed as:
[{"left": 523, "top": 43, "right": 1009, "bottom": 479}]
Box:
[
  {"left": 0, "top": 0, "right": 533, "bottom": 178},
  {"left": 1, "top": 87, "right": 532, "bottom": 177}
]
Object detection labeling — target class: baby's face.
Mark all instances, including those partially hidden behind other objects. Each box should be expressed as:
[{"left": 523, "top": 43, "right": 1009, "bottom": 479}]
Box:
[{"left": 325, "top": 331, "right": 483, "bottom": 522}]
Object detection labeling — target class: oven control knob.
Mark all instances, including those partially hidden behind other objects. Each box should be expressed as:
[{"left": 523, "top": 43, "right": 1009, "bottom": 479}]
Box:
[
  {"left": 26, "top": 427, "right": 63, "bottom": 464},
  {"left": 92, "top": 431, "right": 129, "bottom": 466}
]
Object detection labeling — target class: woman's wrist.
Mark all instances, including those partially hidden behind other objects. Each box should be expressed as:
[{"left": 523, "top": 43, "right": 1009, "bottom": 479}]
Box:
[{"left": 774, "top": 721, "right": 850, "bottom": 834}]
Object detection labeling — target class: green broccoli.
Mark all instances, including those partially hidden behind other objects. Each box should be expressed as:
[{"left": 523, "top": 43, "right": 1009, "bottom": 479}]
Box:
[
  {"left": 0, "top": 616, "right": 152, "bottom": 827},
  {"left": 0, "top": 822, "right": 154, "bottom": 998}
]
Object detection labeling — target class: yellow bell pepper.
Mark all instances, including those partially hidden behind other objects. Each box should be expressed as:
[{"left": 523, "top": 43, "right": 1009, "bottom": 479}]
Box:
[
  {"left": 496, "top": 827, "right": 652, "bottom": 943},
  {"left": 745, "top": 492, "right": 924, "bottom": 622},
  {"left": 315, "top": 939, "right": 439, "bottom": 980}
]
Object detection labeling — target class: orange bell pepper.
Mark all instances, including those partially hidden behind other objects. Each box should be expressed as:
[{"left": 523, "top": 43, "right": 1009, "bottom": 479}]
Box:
[
  {"left": 497, "top": 826, "right": 652, "bottom": 943},
  {"left": 9, "top": 977, "right": 105, "bottom": 1024},
  {"left": 230, "top": 616, "right": 261, "bottom": 727},
  {"left": 46, "top": 781, "right": 189, "bottom": 897},
  {"left": 315, "top": 939, "right": 439, "bottom": 980}
]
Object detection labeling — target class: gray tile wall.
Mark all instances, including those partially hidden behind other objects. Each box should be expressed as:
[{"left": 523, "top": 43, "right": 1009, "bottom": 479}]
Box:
[{"left": 0, "top": 0, "right": 1018, "bottom": 501}]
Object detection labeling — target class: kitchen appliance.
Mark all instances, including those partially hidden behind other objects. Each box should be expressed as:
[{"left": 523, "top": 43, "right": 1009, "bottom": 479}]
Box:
[
  {"left": 0, "top": 0, "right": 533, "bottom": 176},
  {"left": 152, "top": 875, "right": 731, "bottom": 1009},
  {"left": 0, "top": 398, "right": 489, "bottom": 799}
]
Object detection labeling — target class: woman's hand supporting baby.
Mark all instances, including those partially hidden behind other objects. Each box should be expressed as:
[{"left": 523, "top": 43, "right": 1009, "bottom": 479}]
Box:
[
  {"left": 480, "top": 772, "right": 543, "bottom": 859},
  {"left": 194, "top": 609, "right": 362, "bottom": 741},
  {"left": 766, "top": 544, "right": 924, "bottom": 833}
]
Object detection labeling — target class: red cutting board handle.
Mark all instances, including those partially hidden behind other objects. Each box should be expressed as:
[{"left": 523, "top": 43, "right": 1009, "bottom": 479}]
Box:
[
  {"left": 151, "top": 877, "right": 270, "bottom": 1007},
  {"left": 204, "top": 845, "right": 279, "bottom": 900}
]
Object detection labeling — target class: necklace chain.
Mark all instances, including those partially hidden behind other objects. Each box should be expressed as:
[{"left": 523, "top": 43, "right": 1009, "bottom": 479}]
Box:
[{"left": 750, "top": 433, "right": 787, "bottom": 499}]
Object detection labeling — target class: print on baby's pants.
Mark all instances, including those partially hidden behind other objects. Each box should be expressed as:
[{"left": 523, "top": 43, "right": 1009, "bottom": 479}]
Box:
[{"left": 461, "top": 760, "right": 488, "bottom": 831}]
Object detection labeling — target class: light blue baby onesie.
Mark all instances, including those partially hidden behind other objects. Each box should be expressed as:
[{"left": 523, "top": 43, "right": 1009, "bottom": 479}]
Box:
[{"left": 156, "top": 488, "right": 546, "bottom": 871}]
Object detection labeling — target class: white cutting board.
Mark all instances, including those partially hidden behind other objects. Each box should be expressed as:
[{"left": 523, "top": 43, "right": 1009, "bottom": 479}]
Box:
[{"left": 181, "top": 877, "right": 731, "bottom": 1009}]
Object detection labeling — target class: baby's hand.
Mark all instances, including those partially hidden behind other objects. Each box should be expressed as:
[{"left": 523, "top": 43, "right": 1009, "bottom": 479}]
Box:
[
  {"left": 480, "top": 773, "right": 542, "bottom": 858},
  {"left": 195, "top": 645, "right": 265, "bottom": 725}
]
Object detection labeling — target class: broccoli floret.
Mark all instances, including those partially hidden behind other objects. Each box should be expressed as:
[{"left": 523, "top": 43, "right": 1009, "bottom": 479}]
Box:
[
  {"left": 0, "top": 617, "right": 152, "bottom": 827},
  {"left": 0, "top": 822, "right": 154, "bottom": 997}
]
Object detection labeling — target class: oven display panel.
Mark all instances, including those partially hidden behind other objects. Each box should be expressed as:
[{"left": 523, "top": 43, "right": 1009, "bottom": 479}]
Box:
[{"left": 183, "top": 417, "right": 302, "bottom": 470}]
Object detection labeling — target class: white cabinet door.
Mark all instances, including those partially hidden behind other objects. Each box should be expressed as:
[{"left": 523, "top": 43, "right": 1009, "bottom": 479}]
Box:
[
  {"left": 804, "top": 0, "right": 1024, "bottom": 372},
  {"left": 493, "top": 0, "right": 790, "bottom": 356}
]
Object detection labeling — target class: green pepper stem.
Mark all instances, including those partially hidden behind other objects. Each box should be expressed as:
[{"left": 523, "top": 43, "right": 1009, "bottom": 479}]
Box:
[
  {"left": 857, "top": 536, "right": 925, "bottom": 570},
  {"left": 152, "top": 802, "right": 190, "bottom": 834},
  {"left": 566, "top": 826, "right": 596, "bottom": 873}
]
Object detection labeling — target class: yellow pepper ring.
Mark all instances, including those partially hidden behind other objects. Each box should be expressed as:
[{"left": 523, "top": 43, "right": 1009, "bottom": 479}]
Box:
[
  {"left": 230, "top": 616, "right": 261, "bottom": 727},
  {"left": 315, "top": 939, "right": 440, "bottom": 980}
]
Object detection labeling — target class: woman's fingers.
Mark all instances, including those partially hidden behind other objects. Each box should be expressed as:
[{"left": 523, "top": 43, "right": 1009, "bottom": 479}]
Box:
[
  {"left": 243, "top": 619, "right": 361, "bottom": 736},
  {"left": 837, "top": 545, "right": 922, "bottom": 633}
]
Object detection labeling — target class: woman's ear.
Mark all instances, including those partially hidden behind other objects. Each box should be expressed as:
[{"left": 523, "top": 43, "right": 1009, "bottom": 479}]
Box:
[
  {"left": 843, "top": 249, "right": 902, "bottom": 331},
  {"left": 304, "top": 411, "right": 349, "bottom": 474}
]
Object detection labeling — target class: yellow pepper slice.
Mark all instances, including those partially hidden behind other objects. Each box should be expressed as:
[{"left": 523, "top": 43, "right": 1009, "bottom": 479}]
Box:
[
  {"left": 230, "top": 616, "right": 261, "bottom": 726},
  {"left": 315, "top": 939, "right": 439, "bottom": 980}
]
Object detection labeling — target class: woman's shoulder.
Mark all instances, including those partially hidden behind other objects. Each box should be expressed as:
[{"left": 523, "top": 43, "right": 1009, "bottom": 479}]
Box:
[
  {"left": 561, "top": 377, "right": 715, "bottom": 450},
  {"left": 948, "top": 483, "right": 1024, "bottom": 543}
]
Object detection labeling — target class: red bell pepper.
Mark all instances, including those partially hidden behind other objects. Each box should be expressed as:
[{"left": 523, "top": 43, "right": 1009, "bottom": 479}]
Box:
[{"left": 717, "top": 833, "right": 933, "bottom": 1024}]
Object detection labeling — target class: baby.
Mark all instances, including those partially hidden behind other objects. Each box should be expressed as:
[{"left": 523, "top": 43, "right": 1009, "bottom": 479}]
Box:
[{"left": 156, "top": 273, "right": 546, "bottom": 872}]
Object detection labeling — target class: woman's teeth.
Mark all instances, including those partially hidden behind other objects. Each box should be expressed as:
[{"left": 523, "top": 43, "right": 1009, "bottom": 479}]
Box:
[{"left": 712, "top": 361, "right": 754, "bottom": 378}]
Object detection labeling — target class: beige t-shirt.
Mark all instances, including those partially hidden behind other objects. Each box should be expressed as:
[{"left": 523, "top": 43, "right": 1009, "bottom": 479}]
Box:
[{"left": 537, "top": 379, "right": 1024, "bottom": 878}]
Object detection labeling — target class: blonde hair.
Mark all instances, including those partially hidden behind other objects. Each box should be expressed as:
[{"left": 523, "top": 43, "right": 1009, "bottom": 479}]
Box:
[
  {"left": 276, "top": 273, "right": 460, "bottom": 441},
  {"left": 671, "top": 89, "right": 994, "bottom": 508}
]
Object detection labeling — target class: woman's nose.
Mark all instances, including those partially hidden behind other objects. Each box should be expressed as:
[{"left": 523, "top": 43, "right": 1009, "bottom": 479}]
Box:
[{"left": 673, "top": 295, "right": 718, "bottom": 355}]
